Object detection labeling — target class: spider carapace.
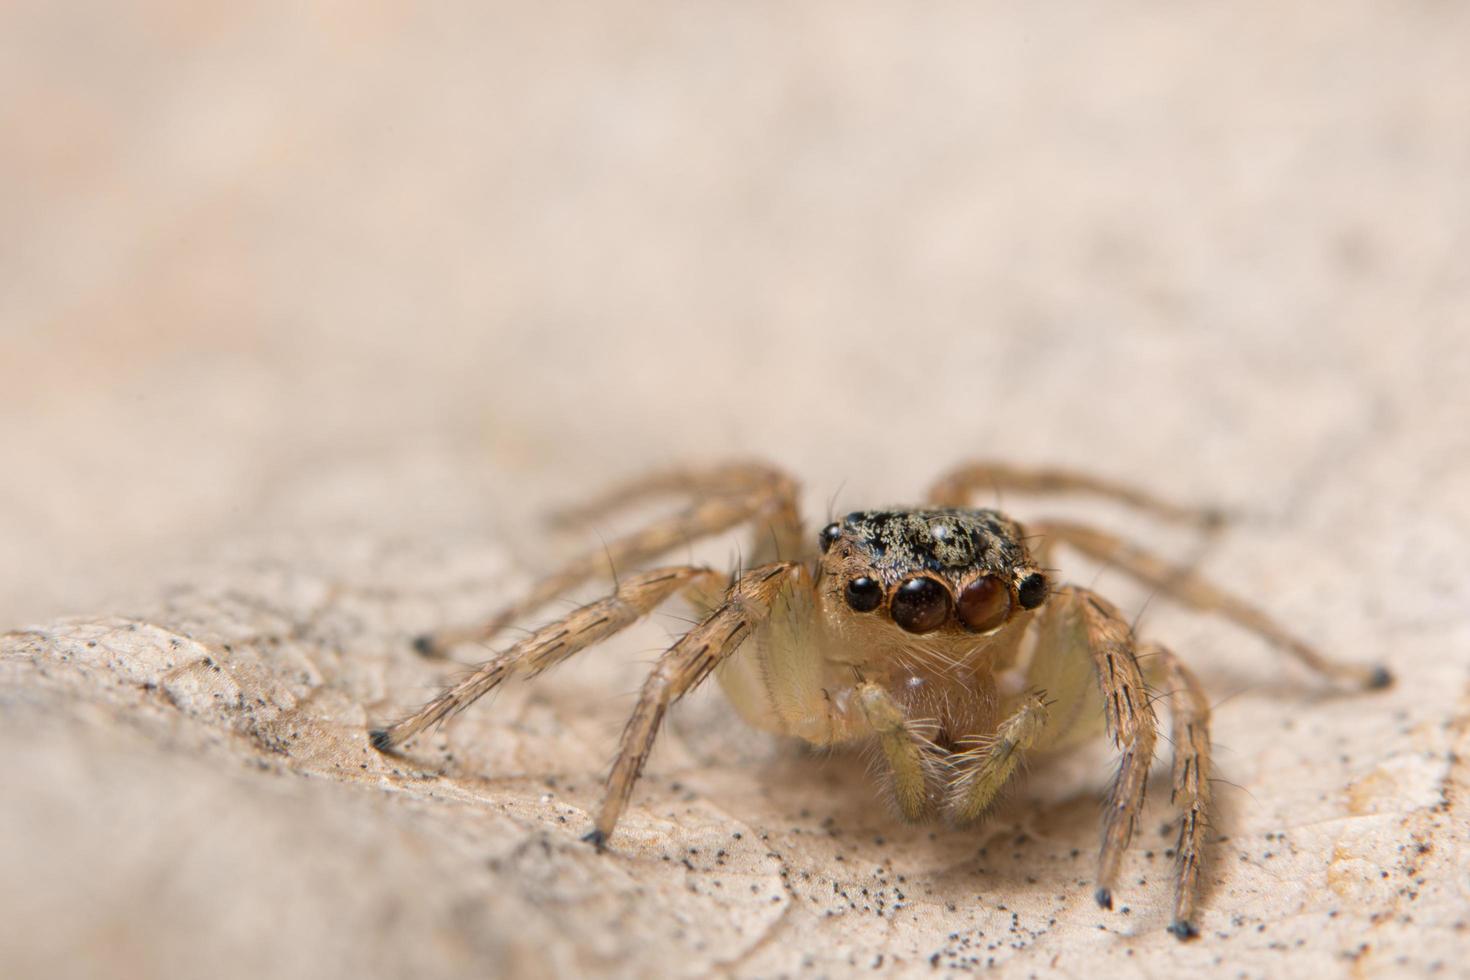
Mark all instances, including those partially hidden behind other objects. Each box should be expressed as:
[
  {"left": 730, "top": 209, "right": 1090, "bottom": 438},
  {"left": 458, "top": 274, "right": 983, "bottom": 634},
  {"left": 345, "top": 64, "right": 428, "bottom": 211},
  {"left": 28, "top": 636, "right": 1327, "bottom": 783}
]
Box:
[{"left": 371, "top": 461, "right": 1390, "bottom": 940}]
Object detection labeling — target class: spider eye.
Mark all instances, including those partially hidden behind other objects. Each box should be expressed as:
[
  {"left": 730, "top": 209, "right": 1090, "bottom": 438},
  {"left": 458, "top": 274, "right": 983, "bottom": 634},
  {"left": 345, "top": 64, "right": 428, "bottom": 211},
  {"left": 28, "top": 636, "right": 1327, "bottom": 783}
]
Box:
[
  {"left": 957, "top": 574, "right": 1012, "bottom": 632},
  {"left": 890, "top": 577, "right": 952, "bottom": 634},
  {"left": 844, "top": 576, "right": 883, "bottom": 612},
  {"left": 1017, "top": 572, "right": 1048, "bottom": 610},
  {"left": 819, "top": 522, "right": 841, "bottom": 553}
]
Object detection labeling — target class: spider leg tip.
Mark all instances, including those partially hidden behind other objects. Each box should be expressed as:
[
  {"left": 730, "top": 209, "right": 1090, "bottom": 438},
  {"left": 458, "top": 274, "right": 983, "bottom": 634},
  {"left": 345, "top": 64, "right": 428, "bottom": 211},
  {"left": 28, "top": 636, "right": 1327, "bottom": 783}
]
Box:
[
  {"left": 411, "top": 633, "right": 442, "bottom": 658},
  {"left": 1094, "top": 887, "right": 1113, "bottom": 910},
  {"left": 581, "top": 828, "right": 608, "bottom": 851},
  {"left": 368, "top": 728, "right": 396, "bottom": 753},
  {"left": 1366, "top": 665, "right": 1393, "bottom": 690},
  {"left": 1167, "top": 919, "right": 1200, "bottom": 941}
]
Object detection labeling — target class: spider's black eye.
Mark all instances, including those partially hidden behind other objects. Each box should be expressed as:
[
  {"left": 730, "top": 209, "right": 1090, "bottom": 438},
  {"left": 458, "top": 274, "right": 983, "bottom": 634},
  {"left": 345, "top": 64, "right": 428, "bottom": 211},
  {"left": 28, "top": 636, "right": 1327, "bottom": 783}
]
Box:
[
  {"left": 844, "top": 576, "right": 883, "bottom": 612},
  {"left": 819, "top": 522, "right": 842, "bottom": 553},
  {"left": 1017, "top": 572, "right": 1048, "bottom": 610},
  {"left": 957, "top": 574, "right": 1012, "bottom": 632},
  {"left": 890, "top": 576, "right": 952, "bottom": 634}
]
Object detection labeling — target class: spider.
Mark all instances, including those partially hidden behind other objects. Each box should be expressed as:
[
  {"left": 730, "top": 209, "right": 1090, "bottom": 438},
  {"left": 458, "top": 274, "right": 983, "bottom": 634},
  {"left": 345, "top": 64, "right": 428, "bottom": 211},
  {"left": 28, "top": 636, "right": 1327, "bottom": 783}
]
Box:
[{"left": 370, "top": 460, "right": 1391, "bottom": 940}]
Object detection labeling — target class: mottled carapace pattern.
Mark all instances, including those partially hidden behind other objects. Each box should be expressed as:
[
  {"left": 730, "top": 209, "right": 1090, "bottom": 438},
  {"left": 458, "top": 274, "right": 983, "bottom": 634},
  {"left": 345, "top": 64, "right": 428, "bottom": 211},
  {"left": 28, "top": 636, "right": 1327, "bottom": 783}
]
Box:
[{"left": 835, "top": 508, "right": 1030, "bottom": 582}]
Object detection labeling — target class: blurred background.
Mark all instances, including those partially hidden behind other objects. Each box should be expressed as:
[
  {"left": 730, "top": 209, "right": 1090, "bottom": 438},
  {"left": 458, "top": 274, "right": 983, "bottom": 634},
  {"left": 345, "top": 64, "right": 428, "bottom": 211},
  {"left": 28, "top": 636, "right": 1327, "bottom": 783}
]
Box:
[
  {"left": 6, "top": 1, "right": 1465, "bottom": 626},
  {"left": 3, "top": 2, "right": 1469, "bottom": 977}
]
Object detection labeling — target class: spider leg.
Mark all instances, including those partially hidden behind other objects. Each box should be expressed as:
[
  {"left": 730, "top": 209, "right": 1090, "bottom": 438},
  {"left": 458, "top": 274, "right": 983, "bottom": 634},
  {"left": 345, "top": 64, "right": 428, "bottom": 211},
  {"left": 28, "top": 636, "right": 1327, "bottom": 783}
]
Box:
[
  {"left": 1140, "top": 641, "right": 1212, "bottom": 941},
  {"left": 370, "top": 565, "right": 721, "bottom": 752},
  {"left": 549, "top": 460, "right": 797, "bottom": 532},
  {"left": 855, "top": 681, "right": 945, "bottom": 821},
  {"left": 926, "top": 461, "right": 1222, "bottom": 528},
  {"left": 1034, "top": 520, "right": 1390, "bottom": 690},
  {"left": 418, "top": 462, "right": 801, "bottom": 656},
  {"left": 587, "top": 561, "right": 802, "bottom": 847},
  {"left": 944, "top": 692, "right": 1050, "bottom": 824},
  {"left": 1056, "top": 585, "right": 1159, "bottom": 914}
]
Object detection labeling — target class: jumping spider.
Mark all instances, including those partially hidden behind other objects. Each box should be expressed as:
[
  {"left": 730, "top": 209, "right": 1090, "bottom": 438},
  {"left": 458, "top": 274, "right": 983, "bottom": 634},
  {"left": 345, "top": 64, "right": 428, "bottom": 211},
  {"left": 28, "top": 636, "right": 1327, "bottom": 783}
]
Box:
[{"left": 371, "top": 461, "right": 1390, "bottom": 940}]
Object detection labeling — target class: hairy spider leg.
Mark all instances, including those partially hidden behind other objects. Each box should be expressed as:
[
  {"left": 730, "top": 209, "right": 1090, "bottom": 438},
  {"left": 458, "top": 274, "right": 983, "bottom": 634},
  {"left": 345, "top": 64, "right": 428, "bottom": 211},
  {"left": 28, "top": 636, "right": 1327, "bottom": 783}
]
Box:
[
  {"left": 1034, "top": 520, "right": 1390, "bottom": 690},
  {"left": 371, "top": 565, "right": 722, "bottom": 751},
  {"left": 1142, "top": 642, "right": 1213, "bottom": 940},
  {"left": 417, "top": 463, "right": 801, "bottom": 656},
  {"left": 927, "top": 461, "right": 1224, "bottom": 528},
  {"left": 587, "top": 561, "right": 804, "bottom": 845}
]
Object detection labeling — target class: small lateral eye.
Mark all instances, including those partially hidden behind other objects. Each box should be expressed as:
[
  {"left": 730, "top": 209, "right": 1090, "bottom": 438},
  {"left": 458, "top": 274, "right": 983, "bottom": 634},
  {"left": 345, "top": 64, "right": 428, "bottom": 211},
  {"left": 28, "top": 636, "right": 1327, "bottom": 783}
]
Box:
[
  {"left": 957, "top": 574, "right": 1012, "bottom": 632},
  {"left": 1017, "top": 572, "right": 1048, "bottom": 610},
  {"left": 819, "top": 522, "right": 842, "bottom": 553},
  {"left": 844, "top": 576, "right": 883, "bottom": 612},
  {"left": 890, "top": 577, "right": 952, "bottom": 634}
]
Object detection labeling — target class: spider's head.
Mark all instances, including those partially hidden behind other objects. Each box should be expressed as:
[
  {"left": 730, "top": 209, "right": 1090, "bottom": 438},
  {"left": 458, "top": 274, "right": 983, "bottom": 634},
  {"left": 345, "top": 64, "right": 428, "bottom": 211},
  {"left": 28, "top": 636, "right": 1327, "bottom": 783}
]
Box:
[{"left": 816, "top": 508, "right": 1048, "bottom": 637}]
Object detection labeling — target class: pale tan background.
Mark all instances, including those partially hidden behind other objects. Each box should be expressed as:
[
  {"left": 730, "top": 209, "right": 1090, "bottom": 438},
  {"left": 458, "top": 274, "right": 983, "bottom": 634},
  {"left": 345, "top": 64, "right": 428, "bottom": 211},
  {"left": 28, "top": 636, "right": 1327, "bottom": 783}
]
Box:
[{"left": 3, "top": 3, "right": 1469, "bottom": 978}]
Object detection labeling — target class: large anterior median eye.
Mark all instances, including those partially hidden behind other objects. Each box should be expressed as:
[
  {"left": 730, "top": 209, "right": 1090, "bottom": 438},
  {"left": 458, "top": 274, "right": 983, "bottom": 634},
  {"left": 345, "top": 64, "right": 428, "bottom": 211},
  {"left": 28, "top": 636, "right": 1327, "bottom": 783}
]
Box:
[
  {"left": 890, "top": 577, "right": 952, "bottom": 634},
  {"left": 957, "top": 574, "right": 1012, "bottom": 632}
]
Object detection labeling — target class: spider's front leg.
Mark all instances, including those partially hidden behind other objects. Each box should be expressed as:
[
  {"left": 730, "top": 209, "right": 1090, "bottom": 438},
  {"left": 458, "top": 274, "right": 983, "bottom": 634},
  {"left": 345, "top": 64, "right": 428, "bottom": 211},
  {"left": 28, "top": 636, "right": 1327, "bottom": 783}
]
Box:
[
  {"left": 586, "top": 560, "right": 804, "bottom": 847},
  {"left": 1045, "top": 586, "right": 1160, "bottom": 917},
  {"left": 1028, "top": 588, "right": 1213, "bottom": 940},
  {"left": 1142, "top": 641, "right": 1213, "bottom": 940}
]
